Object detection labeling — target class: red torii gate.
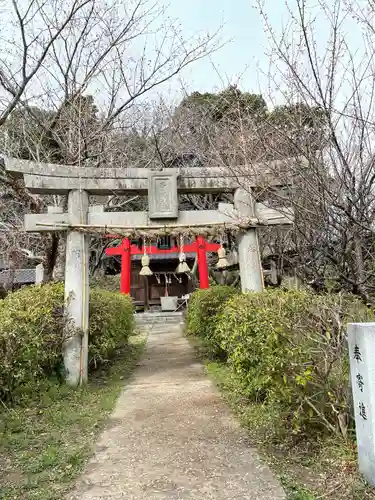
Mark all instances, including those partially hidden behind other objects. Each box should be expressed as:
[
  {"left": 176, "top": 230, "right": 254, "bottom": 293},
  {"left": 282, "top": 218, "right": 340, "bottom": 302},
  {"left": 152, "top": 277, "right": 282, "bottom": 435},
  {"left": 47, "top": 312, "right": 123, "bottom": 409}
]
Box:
[{"left": 105, "top": 236, "right": 220, "bottom": 294}]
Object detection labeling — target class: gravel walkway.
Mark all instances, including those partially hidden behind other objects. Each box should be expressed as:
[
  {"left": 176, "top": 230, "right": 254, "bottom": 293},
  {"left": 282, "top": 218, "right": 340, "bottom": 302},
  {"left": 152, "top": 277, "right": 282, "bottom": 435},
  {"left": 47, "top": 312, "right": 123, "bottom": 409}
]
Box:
[{"left": 67, "top": 321, "right": 286, "bottom": 499}]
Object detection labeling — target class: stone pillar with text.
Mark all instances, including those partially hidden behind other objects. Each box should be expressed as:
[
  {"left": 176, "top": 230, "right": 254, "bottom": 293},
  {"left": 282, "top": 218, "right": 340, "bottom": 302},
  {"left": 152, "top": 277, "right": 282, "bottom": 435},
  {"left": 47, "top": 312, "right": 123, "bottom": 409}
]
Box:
[
  {"left": 35, "top": 263, "right": 44, "bottom": 285},
  {"left": 64, "top": 190, "right": 90, "bottom": 387},
  {"left": 234, "top": 188, "right": 264, "bottom": 293},
  {"left": 348, "top": 322, "right": 375, "bottom": 487}
]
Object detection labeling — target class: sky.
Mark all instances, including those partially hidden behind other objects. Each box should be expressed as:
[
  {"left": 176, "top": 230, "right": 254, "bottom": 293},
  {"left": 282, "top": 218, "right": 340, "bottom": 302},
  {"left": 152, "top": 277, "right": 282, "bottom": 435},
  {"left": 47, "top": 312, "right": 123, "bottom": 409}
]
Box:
[
  {"left": 0, "top": 0, "right": 368, "bottom": 117},
  {"left": 0, "top": 0, "right": 291, "bottom": 113},
  {"left": 160, "top": 0, "right": 370, "bottom": 113},
  {"left": 162, "top": 0, "right": 290, "bottom": 98}
]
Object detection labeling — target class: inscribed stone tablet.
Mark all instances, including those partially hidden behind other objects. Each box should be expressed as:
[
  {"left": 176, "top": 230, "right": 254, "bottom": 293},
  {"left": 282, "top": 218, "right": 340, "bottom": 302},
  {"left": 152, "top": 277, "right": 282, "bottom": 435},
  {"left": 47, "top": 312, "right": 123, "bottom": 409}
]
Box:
[{"left": 148, "top": 170, "right": 178, "bottom": 219}]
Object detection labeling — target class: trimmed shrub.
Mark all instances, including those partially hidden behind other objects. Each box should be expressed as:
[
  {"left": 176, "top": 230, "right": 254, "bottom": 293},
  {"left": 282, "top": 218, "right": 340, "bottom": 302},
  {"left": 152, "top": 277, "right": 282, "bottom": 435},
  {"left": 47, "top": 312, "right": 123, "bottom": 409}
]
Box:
[
  {"left": 0, "top": 282, "right": 65, "bottom": 401},
  {"left": 214, "top": 290, "right": 373, "bottom": 436},
  {"left": 89, "top": 288, "right": 133, "bottom": 367},
  {"left": 0, "top": 283, "right": 133, "bottom": 401},
  {"left": 186, "top": 285, "right": 238, "bottom": 358}
]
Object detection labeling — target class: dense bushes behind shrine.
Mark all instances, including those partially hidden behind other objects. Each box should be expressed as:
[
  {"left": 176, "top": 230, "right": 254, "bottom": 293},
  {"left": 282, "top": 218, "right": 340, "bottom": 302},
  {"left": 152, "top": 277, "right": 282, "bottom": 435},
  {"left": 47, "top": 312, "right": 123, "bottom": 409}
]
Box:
[
  {"left": 90, "top": 274, "right": 120, "bottom": 293},
  {"left": 0, "top": 282, "right": 134, "bottom": 402},
  {"left": 187, "top": 287, "right": 373, "bottom": 437}
]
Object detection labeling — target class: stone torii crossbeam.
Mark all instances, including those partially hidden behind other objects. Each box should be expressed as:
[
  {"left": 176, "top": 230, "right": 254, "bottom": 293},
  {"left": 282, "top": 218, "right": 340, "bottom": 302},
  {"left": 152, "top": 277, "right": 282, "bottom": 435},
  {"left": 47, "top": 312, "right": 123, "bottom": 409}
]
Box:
[{"left": 4, "top": 156, "right": 295, "bottom": 387}]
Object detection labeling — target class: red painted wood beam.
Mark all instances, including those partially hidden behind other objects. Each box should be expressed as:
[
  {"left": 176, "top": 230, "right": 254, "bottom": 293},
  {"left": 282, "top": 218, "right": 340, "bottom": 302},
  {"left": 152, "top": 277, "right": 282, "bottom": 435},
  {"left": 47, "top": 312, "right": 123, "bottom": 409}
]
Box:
[
  {"left": 105, "top": 234, "right": 220, "bottom": 252},
  {"left": 105, "top": 246, "right": 124, "bottom": 256},
  {"left": 130, "top": 243, "right": 220, "bottom": 255},
  {"left": 105, "top": 243, "right": 220, "bottom": 256}
]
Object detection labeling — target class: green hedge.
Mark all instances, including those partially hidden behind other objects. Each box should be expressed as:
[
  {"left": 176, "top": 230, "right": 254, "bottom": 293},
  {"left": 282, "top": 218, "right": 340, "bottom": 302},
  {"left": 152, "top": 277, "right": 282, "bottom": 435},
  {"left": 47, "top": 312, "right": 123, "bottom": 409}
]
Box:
[
  {"left": 0, "top": 283, "right": 134, "bottom": 401},
  {"left": 89, "top": 287, "right": 133, "bottom": 367},
  {"left": 186, "top": 285, "right": 238, "bottom": 358},
  {"left": 188, "top": 287, "right": 373, "bottom": 436}
]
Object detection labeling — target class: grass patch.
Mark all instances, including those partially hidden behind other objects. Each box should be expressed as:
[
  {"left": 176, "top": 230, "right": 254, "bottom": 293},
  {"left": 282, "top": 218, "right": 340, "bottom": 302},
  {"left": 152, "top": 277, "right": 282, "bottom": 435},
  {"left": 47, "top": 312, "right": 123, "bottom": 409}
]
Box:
[
  {"left": 190, "top": 337, "right": 375, "bottom": 500},
  {"left": 0, "top": 334, "right": 146, "bottom": 500}
]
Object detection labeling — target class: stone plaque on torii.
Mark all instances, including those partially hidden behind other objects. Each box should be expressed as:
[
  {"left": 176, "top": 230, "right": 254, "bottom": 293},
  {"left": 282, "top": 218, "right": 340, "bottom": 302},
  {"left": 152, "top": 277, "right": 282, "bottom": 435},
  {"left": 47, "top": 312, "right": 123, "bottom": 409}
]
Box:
[
  {"left": 148, "top": 170, "right": 179, "bottom": 219},
  {"left": 3, "top": 156, "right": 294, "bottom": 387}
]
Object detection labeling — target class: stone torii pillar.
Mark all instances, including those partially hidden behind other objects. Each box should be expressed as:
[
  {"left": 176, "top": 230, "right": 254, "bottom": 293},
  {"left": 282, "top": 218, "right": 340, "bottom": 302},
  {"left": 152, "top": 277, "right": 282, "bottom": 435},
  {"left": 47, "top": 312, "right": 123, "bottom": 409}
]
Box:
[
  {"left": 64, "top": 190, "right": 90, "bottom": 386},
  {"left": 234, "top": 188, "right": 264, "bottom": 292}
]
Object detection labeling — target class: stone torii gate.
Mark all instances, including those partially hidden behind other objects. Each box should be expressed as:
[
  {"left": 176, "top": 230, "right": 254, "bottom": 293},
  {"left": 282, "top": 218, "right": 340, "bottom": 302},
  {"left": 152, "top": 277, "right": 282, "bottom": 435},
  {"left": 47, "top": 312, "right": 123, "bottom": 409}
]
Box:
[{"left": 4, "top": 157, "right": 293, "bottom": 386}]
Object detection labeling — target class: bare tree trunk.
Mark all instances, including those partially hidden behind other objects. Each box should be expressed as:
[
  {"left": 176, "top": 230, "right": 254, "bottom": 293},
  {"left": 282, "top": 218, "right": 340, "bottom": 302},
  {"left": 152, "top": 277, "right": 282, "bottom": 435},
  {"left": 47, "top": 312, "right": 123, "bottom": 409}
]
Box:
[
  {"left": 190, "top": 256, "right": 199, "bottom": 288},
  {"left": 4, "top": 250, "right": 23, "bottom": 292},
  {"left": 44, "top": 233, "right": 59, "bottom": 281},
  {"left": 5, "top": 267, "right": 15, "bottom": 292},
  {"left": 52, "top": 196, "right": 68, "bottom": 281},
  {"left": 353, "top": 234, "right": 369, "bottom": 302},
  {"left": 52, "top": 234, "right": 66, "bottom": 281}
]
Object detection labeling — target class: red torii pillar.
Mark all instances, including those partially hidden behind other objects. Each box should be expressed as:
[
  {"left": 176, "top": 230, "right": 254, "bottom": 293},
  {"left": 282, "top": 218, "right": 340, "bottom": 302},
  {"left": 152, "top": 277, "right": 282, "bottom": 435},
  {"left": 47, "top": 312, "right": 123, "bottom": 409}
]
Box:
[
  {"left": 196, "top": 235, "right": 209, "bottom": 289},
  {"left": 105, "top": 238, "right": 131, "bottom": 294},
  {"left": 105, "top": 237, "right": 218, "bottom": 294}
]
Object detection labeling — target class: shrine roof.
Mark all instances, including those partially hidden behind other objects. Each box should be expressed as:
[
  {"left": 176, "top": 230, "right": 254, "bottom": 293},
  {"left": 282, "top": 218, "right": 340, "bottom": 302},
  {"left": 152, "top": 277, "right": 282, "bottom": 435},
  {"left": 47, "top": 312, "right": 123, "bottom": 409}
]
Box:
[{"left": 0, "top": 268, "right": 36, "bottom": 285}]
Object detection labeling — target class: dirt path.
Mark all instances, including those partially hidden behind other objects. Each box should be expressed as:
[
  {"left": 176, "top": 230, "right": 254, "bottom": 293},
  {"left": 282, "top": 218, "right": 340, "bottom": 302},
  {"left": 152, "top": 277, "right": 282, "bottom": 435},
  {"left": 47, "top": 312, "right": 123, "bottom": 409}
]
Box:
[{"left": 67, "top": 321, "right": 286, "bottom": 499}]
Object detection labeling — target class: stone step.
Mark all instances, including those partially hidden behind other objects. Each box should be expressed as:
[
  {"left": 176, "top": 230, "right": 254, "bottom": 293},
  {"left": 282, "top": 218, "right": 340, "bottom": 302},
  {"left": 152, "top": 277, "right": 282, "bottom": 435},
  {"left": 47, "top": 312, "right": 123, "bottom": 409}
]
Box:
[
  {"left": 137, "top": 327, "right": 183, "bottom": 335},
  {"left": 135, "top": 313, "right": 185, "bottom": 334},
  {"left": 134, "top": 312, "right": 184, "bottom": 325},
  {"left": 136, "top": 322, "right": 184, "bottom": 330},
  {"left": 137, "top": 321, "right": 183, "bottom": 327}
]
